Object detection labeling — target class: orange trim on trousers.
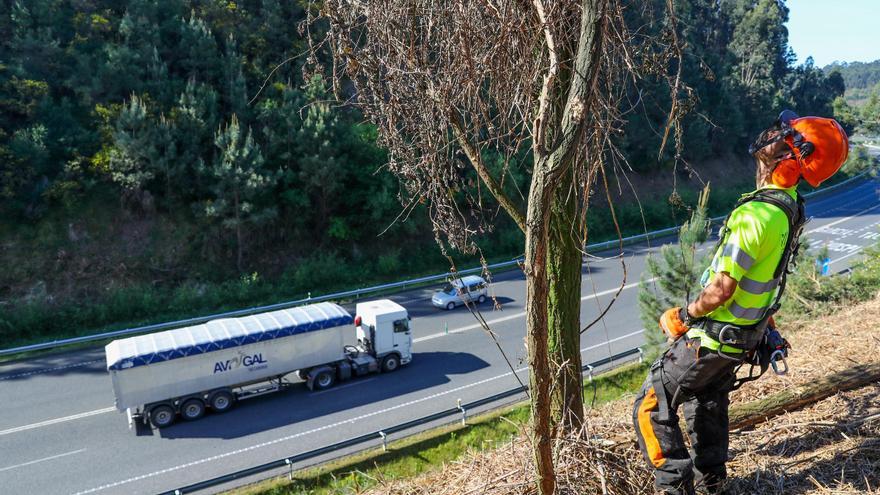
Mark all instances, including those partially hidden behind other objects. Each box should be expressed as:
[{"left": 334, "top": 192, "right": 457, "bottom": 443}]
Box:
[{"left": 637, "top": 386, "right": 666, "bottom": 468}]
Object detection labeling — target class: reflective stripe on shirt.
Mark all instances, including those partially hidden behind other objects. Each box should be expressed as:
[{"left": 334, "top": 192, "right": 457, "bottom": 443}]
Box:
[
  {"left": 738, "top": 276, "right": 779, "bottom": 295},
  {"left": 728, "top": 301, "right": 770, "bottom": 321},
  {"left": 721, "top": 243, "right": 755, "bottom": 271}
]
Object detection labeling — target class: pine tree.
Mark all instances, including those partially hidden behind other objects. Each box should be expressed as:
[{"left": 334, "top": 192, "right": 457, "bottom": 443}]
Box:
[
  {"left": 638, "top": 185, "right": 712, "bottom": 360},
  {"left": 108, "top": 95, "right": 160, "bottom": 193},
  {"left": 204, "top": 114, "right": 279, "bottom": 271}
]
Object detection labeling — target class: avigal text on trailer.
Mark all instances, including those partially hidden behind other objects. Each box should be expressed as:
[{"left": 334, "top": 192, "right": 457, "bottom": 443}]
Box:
[{"left": 214, "top": 353, "right": 268, "bottom": 373}]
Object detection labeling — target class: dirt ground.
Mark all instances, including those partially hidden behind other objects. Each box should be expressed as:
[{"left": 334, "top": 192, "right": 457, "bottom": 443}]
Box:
[{"left": 361, "top": 296, "right": 880, "bottom": 495}]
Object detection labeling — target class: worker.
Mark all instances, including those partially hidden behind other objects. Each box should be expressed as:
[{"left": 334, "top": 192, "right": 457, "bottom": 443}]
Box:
[{"left": 632, "top": 111, "right": 849, "bottom": 495}]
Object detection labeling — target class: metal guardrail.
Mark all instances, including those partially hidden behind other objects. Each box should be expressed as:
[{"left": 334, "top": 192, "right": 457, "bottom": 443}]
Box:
[
  {"left": 0, "top": 171, "right": 869, "bottom": 357},
  {"left": 158, "top": 347, "right": 643, "bottom": 495}
]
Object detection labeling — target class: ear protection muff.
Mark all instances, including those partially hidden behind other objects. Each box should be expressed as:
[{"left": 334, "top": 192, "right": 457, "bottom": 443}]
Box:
[
  {"left": 752, "top": 110, "right": 832, "bottom": 189},
  {"left": 771, "top": 121, "right": 814, "bottom": 188},
  {"left": 770, "top": 157, "right": 801, "bottom": 188}
]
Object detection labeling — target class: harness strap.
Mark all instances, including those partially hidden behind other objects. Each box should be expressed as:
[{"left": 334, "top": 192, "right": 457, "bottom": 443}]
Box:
[
  {"left": 711, "top": 188, "right": 806, "bottom": 325},
  {"left": 686, "top": 328, "right": 747, "bottom": 355},
  {"left": 650, "top": 359, "right": 673, "bottom": 422}
]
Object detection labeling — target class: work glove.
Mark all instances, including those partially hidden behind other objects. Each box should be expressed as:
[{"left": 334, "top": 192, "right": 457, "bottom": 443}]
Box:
[{"left": 659, "top": 307, "right": 689, "bottom": 340}]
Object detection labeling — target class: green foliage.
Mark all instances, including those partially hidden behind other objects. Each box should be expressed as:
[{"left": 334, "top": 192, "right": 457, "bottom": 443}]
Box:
[
  {"left": 860, "top": 87, "right": 880, "bottom": 137},
  {"left": 0, "top": 0, "right": 855, "bottom": 343},
  {"left": 832, "top": 96, "right": 860, "bottom": 135},
  {"left": 638, "top": 185, "right": 711, "bottom": 360},
  {"left": 204, "top": 114, "right": 278, "bottom": 269},
  {"left": 824, "top": 60, "right": 880, "bottom": 105},
  {"left": 841, "top": 145, "right": 880, "bottom": 176},
  {"left": 782, "top": 57, "right": 845, "bottom": 118},
  {"left": 782, "top": 241, "right": 880, "bottom": 322},
  {"left": 621, "top": 0, "right": 840, "bottom": 169}
]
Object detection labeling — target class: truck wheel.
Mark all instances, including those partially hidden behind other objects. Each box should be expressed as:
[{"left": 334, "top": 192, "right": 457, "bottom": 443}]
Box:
[
  {"left": 446, "top": 302, "right": 455, "bottom": 310},
  {"left": 477, "top": 295, "right": 486, "bottom": 304},
  {"left": 148, "top": 405, "right": 176, "bottom": 429},
  {"left": 381, "top": 354, "right": 400, "bottom": 373},
  {"left": 313, "top": 369, "right": 335, "bottom": 390},
  {"left": 209, "top": 391, "right": 235, "bottom": 413},
  {"left": 181, "top": 398, "right": 206, "bottom": 421}
]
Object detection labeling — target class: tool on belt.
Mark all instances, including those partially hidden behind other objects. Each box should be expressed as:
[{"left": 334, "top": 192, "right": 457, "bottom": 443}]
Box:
[{"left": 730, "top": 321, "right": 791, "bottom": 390}]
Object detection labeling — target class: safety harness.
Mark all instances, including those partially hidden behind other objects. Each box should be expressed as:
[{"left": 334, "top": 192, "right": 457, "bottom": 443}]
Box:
[
  {"left": 707, "top": 188, "right": 805, "bottom": 388},
  {"left": 651, "top": 188, "right": 806, "bottom": 417},
  {"left": 696, "top": 188, "right": 805, "bottom": 339}
]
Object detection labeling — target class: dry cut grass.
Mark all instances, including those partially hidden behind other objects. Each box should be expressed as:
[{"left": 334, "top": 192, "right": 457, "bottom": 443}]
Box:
[{"left": 361, "top": 296, "right": 880, "bottom": 495}]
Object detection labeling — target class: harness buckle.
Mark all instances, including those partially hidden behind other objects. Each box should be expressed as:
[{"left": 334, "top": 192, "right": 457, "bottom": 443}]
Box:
[
  {"left": 769, "top": 350, "right": 789, "bottom": 375},
  {"left": 717, "top": 325, "right": 742, "bottom": 346}
]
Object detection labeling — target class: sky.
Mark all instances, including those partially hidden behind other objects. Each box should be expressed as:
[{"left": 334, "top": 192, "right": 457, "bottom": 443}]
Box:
[{"left": 786, "top": 0, "right": 880, "bottom": 67}]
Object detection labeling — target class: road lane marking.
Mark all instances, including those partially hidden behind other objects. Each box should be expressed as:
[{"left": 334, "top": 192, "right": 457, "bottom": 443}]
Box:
[
  {"left": 4, "top": 181, "right": 877, "bottom": 447},
  {"left": 0, "top": 407, "right": 116, "bottom": 437},
  {"left": 72, "top": 338, "right": 642, "bottom": 495},
  {"left": 583, "top": 329, "right": 645, "bottom": 351},
  {"left": 309, "top": 378, "right": 377, "bottom": 396},
  {"left": 0, "top": 449, "right": 86, "bottom": 473},
  {"left": 414, "top": 278, "right": 656, "bottom": 344},
  {"left": 0, "top": 359, "right": 103, "bottom": 381},
  {"left": 806, "top": 202, "right": 880, "bottom": 234},
  {"left": 829, "top": 246, "right": 868, "bottom": 265},
  {"left": 413, "top": 187, "right": 880, "bottom": 345}
]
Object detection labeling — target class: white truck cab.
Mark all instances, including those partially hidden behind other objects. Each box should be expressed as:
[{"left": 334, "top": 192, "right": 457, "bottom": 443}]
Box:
[{"left": 355, "top": 299, "right": 412, "bottom": 371}]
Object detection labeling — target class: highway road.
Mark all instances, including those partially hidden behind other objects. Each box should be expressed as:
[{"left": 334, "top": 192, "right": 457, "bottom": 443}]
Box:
[{"left": 2, "top": 176, "right": 880, "bottom": 495}]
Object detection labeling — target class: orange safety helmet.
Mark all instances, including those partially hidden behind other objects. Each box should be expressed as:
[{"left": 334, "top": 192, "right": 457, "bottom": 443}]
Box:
[{"left": 751, "top": 111, "right": 849, "bottom": 188}]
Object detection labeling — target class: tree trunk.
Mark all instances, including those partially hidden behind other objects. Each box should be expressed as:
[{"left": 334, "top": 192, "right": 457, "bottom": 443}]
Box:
[
  {"left": 547, "top": 169, "right": 584, "bottom": 431},
  {"left": 729, "top": 362, "right": 880, "bottom": 430},
  {"left": 525, "top": 172, "right": 557, "bottom": 495}
]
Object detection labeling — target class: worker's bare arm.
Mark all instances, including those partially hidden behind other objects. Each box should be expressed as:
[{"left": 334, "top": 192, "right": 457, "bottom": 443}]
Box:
[{"left": 687, "top": 272, "right": 737, "bottom": 318}]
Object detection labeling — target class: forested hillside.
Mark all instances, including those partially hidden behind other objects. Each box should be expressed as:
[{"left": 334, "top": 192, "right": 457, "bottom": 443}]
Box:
[
  {"left": 0, "top": 0, "right": 847, "bottom": 344},
  {"left": 825, "top": 59, "right": 880, "bottom": 105}
]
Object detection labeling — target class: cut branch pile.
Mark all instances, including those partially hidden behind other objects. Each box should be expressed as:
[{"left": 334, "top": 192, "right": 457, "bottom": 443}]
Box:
[{"left": 361, "top": 296, "right": 880, "bottom": 494}]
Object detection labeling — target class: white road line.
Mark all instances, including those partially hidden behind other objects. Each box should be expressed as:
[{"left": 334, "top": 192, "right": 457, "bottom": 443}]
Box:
[
  {"left": 309, "top": 378, "right": 377, "bottom": 396},
  {"left": 0, "top": 359, "right": 103, "bottom": 381},
  {"left": 583, "top": 329, "right": 645, "bottom": 351},
  {"left": 71, "top": 369, "right": 531, "bottom": 495},
  {"left": 829, "top": 246, "right": 868, "bottom": 265},
  {"left": 806, "top": 202, "right": 880, "bottom": 234},
  {"left": 0, "top": 449, "right": 86, "bottom": 473},
  {"left": 72, "top": 337, "right": 641, "bottom": 495},
  {"left": 412, "top": 192, "right": 880, "bottom": 345},
  {"left": 0, "top": 407, "right": 116, "bottom": 437},
  {"left": 414, "top": 278, "right": 655, "bottom": 344}
]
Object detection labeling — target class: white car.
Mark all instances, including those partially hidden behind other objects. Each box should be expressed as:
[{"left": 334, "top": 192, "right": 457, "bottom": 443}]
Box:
[{"left": 431, "top": 275, "right": 488, "bottom": 310}]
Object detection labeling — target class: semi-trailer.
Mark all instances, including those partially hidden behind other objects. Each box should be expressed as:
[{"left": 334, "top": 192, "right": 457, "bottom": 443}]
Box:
[{"left": 105, "top": 299, "right": 412, "bottom": 428}]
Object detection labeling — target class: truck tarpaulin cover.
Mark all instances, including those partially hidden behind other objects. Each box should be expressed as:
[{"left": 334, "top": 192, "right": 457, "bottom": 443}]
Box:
[{"left": 105, "top": 302, "right": 353, "bottom": 371}]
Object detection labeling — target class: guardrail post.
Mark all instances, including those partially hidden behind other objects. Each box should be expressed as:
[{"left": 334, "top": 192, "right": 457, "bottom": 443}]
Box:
[
  {"left": 638, "top": 347, "right": 644, "bottom": 364},
  {"left": 586, "top": 365, "right": 594, "bottom": 383},
  {"left": 457, "top": 398, "right": 467, "bottom": 426},
  {"left": 285, "top": 458, "right": 294, "bottom": 480},
  {"left": 379, "top": 431, "right": 388, "bottom": 452}
]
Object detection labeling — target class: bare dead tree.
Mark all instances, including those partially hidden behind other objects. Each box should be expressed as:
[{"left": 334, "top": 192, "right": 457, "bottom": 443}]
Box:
[{"left": 309, "top": 1, "right": 687, "bottom": 493}]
